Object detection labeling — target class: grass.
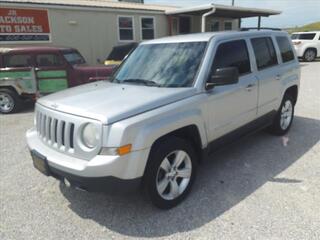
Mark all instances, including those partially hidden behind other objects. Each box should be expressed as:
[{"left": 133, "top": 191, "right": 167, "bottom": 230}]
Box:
[{"left": 287, "top": 21, "right": 320, "bottom": 33}]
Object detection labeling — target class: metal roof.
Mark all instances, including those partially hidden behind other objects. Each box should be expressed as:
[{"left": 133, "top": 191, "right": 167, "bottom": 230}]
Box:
[
  {"left": 0, "top": 0, "right": 178, "bottom": 12},
  {"left": 166, "top": 3, "right": 281, "bottom": 18}
]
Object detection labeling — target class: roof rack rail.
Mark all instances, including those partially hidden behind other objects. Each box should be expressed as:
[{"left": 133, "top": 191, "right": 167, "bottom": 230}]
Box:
[{"left": 240, "top": 27, "right": 282, "bottom": 31}]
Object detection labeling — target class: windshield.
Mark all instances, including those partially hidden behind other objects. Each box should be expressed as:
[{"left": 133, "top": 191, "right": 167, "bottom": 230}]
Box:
[
  {"left": 291, "top": 33, "right": 316, "bottom": 40},
  {"left": 112, "top": 42, "right": 207, "bottom": 88},
  {"left": 63, "top": 51, "right": 86, "bottom": 65}
]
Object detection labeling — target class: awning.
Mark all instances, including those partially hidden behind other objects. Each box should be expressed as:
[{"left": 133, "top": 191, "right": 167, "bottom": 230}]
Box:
[{"left": 166, "top": 3, "right": 281, "bottom": 18}]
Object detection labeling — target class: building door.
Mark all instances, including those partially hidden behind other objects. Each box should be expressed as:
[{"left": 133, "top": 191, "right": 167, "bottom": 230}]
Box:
[{"left": 179, "top": 16, "right": 191, "bottom": 34}]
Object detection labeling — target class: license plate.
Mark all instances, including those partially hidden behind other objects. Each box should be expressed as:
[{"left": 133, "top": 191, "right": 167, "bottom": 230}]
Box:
[{"left": 31, "top": 150, "right": 50, "bottom": 176}]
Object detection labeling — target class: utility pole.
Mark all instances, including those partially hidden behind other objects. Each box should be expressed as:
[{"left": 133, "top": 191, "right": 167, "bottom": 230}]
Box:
[{"left": 232, "top": 0, "right": 235, "bottom": 6}]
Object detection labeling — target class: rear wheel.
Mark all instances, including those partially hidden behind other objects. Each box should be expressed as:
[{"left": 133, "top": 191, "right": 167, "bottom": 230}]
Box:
[
  {"left": 144, "top": 137, "right": 197, "bottom": 209},
  {"left": 0, "top": 89, "right": 21, "bottom": 114},
  {"left": 303, "top": 49, "right": 316, "bottom": 62},
  {"left": 268, "top": 93, "right": 295, "bottom": 136}
]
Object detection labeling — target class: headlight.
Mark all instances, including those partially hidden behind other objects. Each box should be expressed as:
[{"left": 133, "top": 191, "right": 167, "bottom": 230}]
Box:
[{"left": 82, "top": 123, "right": 99, "bottom": 148}]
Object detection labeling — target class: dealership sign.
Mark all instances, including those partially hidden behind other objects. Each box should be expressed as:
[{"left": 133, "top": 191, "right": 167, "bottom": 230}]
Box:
[{"left": 0, "top": 8, "right": 51, "bottom": 43}]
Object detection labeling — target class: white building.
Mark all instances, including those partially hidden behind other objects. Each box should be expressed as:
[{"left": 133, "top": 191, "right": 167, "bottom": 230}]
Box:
[{"left": 0, "top": 0, "right": 281, "bottom": 64}]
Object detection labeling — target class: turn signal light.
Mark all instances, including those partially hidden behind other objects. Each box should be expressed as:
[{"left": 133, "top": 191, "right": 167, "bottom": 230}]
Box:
[{"left": 117, "top": 144, "right": 132, "bottom": 156}]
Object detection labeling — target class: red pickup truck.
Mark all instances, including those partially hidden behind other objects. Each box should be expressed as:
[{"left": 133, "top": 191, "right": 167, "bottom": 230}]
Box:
[{"left": 0, "top": 46, "right": 113, "bottom": 113}]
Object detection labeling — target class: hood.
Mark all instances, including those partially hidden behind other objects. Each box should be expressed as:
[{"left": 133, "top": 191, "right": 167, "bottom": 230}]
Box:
[{"left": 38, "top": 81, "right": 196, "bottom": 124}]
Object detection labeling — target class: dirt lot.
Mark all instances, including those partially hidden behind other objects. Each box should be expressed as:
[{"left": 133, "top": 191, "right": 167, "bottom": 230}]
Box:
[{"left": 0, "top": 61, "right": 319, "bottom": 240}]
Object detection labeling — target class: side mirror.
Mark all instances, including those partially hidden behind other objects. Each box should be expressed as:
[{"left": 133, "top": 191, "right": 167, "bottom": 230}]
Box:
[{"left": 206, "top": 67, "right": 239, "bottom": 90}]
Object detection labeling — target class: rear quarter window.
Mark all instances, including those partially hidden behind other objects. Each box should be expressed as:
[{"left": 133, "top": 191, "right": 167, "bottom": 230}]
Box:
[
  {"left": 3, "top": 54, "right": 33, "bottom": 68},
  {"left": 276, "top": 36, "right": 295, "bottom": 63},
  {"left": 251, "top": 37, "right": 278, "bottom": 70}
]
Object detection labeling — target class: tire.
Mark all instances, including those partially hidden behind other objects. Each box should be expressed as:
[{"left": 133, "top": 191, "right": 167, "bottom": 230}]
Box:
[
  {"left": 144, "top": 136, "right": 198, "bottom": 209},
  {"left": 268, "top": 93, "right": 295, "bottom": 136},
  {"left": 303, "top": 49, "right": 316, "bottom": 62},
  {"left": 0, "top": 89, "right": 22, "bottom": 114}
]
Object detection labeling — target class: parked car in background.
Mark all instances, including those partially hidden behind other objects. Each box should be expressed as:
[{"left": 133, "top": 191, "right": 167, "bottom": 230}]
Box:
[
  {"left": 104, "top": 43, "right": 138, "bottom": 66},
  {"left": 291, "top": 31, "right": 320, "bottom": 61},
  {"left": 0, "top": 46, "right": 113, "bottom": 113},
  {"left": 27, "top": 31, "right": 300, "bottom": 209}
]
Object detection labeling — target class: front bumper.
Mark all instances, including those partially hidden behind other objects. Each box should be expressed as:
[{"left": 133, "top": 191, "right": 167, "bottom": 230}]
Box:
[
  {"left": 26, "top": 128, "right": 150, "bottom": 192},
  {"left": 49, "top": 163, "right": 141, "bottom": 193}
]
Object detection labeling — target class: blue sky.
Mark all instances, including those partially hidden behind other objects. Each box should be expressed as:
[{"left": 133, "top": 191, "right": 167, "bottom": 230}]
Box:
[{"left": 145, "top": 0, "right": 320, "bottom": 28}]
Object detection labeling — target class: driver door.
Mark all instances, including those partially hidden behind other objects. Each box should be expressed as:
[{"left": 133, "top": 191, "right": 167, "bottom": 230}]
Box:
[{"left": 205, "top": 39, "right": 258, "bottom": 143}]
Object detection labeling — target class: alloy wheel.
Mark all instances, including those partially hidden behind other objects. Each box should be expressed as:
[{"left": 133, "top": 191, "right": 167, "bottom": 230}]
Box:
[
  {"left": 156, "top": 150, "right": 192, "bottom": 200},
  {"left": 280, "top": 100, "right": 293, "bottom": 130}
]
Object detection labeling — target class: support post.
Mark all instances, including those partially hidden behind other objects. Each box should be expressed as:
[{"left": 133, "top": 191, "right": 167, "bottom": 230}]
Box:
[
  {"left": 258, "top": 16, "right": 261, "bottom": 30},
  {"left": 238, "top": 18, "right": 241, "bottom": 29}
]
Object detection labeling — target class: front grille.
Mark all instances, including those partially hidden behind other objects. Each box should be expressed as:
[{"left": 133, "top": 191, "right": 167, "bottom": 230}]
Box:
[
  {"left": 34, "top": 104, "right": 102, "bottom": 160},
  {"left": 36, "top": 111, "right": 75, "bottom": 152}
]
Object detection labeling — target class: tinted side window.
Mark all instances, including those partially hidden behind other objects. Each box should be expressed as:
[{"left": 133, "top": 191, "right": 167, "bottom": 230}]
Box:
[
  {"left": 299, "top": 33, "right": 316, "bottom": 40},
  {"left": 212, "top": 40, "right": 251, "bottom": 75},
  {"left": 251, "top": 37, "right": 278, "bottom": 70},
  {"left": 36, "top": 54, "right": 64, "bottom": 67},
  {"left": 4, "top": 54, "right": 33, "bottom": 68},
  {"left": 276, "top": 36, "right": 295, "bottom": 63}
]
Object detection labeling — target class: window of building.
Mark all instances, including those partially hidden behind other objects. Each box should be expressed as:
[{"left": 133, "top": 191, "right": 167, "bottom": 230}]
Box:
[
  {"left": 4, "top": 54, "right": 33, "bottom": 68},
  {"left": 36, "top": 54, "right": 64, "bottom": 67},
  {"left": 224, "top": 21, "right": 233, "bottom": 31},
  {"left": 212, "top": 40, "right": 251, "bottom": 75},
  {"left": 118, "top": 16, "right": 134, "bottom": 41},
  {"left": 276, "top": 36, "right": 295, "bottom": 63},
  {"left": 141, "top": 17, "right": 155, "bottom": 40},
  {"left": 210, "top": 20, "right": 220, "bottom": 32},
  {"left": 251, "top": 37, "right": 278, "bottom": 70}
]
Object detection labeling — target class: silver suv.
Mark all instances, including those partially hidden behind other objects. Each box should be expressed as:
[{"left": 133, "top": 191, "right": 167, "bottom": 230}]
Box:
[{"left": 26, "top": 31, "right": 300, "bottom": 209}]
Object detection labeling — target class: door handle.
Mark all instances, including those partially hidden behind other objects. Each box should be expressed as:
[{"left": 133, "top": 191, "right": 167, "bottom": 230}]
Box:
[
  {"left": 276, "top": 74, "right": 281, "bottom": 81},
  {"left": 245, "top": 83, "right": 255, "bottom": 91}
]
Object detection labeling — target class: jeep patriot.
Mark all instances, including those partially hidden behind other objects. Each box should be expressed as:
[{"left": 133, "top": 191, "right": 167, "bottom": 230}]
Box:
[{"left": 26, "top": 31, "right": 300, "bottom": 209}]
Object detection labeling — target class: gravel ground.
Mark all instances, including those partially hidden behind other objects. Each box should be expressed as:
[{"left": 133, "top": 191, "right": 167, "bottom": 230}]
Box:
[{"left": 0, "top": 61, "right": 319, "bottom": 240}]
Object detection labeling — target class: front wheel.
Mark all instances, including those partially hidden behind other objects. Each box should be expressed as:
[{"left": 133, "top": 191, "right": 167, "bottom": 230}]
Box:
[
  {"left": 268, "top": 94, "right": 295, "bottom": 136},
  {"left": 144, "top": 137, "right": 197, "bottom": 209}
]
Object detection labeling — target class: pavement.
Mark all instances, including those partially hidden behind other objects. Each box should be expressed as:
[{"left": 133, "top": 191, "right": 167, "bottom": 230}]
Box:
[{"left": 0, "top": 61, "right": 319, "bottom": 240}]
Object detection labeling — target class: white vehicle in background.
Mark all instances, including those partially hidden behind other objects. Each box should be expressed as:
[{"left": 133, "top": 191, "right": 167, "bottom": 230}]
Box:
[{"left": 291, "top": 31, "right": 320, "bottom": 62}]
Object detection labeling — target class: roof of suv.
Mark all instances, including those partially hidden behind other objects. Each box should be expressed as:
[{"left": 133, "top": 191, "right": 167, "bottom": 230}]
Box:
[
  {"left": 142, "top": 30, "right": 289, "bottom": 44},
  {"left": 0, "top": 46, "right": 76, "bottom": 54},
  {"left": 292, "top": 31, "right": 320, "bottom": 34}
]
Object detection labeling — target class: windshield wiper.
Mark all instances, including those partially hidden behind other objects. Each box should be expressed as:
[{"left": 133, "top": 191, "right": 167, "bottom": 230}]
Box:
[{"left": 122, "top": 79, "right": 161, "bottom": 87}]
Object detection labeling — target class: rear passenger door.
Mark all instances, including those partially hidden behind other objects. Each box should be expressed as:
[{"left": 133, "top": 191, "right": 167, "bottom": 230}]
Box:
[
  {"left": 1, "top": 53, "right": 37, "bottom": 94},
  {"left": 206, "top": 39, "right": 258, "bottom": 142},
  {"left": 250, "top": 37, "right": 280, "bottom": 116},
  {"left": 35, "top": 53, "right": 69, "bottom": 94}
]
